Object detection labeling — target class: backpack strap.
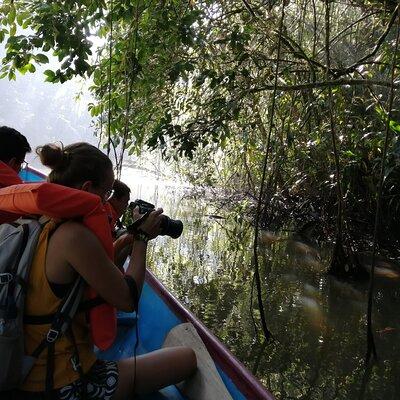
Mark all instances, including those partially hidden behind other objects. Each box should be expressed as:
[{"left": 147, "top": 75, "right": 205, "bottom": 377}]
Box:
[
  {"left": 24, "top": 296, "right": 106, "bottom": 325},
  {"left": 24, "top": 313, "right": 57, "bottom": 325},
  {"left": 31, "top": 277, "right": 84, "bottom": 352},
  {"left": 45, "top": 342, "right": 55, "bottom": 399},
  {"left": 66, "top": 326, "right": 84, "bottom": 377},
  {"left": 27, "top": 277, "right": 85, "bottom": 394},
  {"left": 0, "top": 224, "right": 30, "bottom": 322}
]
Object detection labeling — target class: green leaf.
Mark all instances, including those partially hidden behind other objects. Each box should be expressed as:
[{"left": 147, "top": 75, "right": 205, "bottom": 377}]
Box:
[
  {"left": 343, "top": 150, "right": 356, "bottom": 158},
  {"left": 116, "top": 96, "right": 125, "bottom": 108},
  {"left": 9, "top": 24, "right": 16, "bottom": 36},
  {"left": 389, "top": 120, "right": 400, "bottom": 134},
  {"left": 8, "top": 69, "right": 16, "bottom": 80},
  {"left": 17, "top": 64, "right": 29, "bottom": 75},
  {"left": 44, "top": 69, "right": 55, "bottom": 77},
  {"left": 375, "top": 105, "right": 386, "bottom": 120},
  {"left": 34, "top": 53, "right": 49, "bottom": 64},
  {"left": 16, "top": 14, "right": 24, "bottom": 26},
  {"left": 43, "top": 69, "right": 56, "bottom": 82},
  {"left": 8, "top": 7, "right": 16, "bottom": 24}
]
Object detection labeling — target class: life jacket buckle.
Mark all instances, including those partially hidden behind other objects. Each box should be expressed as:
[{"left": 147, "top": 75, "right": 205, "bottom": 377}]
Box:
[
  {"left": 0, "top": 273, "right": 13, "bottom": 285},
  {"left": 70, "top": 354, "right": 81, "bottom": 372},
  {"left": 47, "top": 328, "right": 59, "bottom": 343}
]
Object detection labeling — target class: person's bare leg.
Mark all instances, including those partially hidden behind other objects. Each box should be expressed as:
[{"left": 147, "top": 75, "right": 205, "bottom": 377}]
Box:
[{"left": 112, "top": 346, "right": 197, "bottom": 400}]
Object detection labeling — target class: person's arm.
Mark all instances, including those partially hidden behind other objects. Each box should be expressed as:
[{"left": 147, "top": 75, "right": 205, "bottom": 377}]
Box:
[
  {"left": 113, "top": 234, "right": 133, "bottom": 253},
  {"left": 125, "top": 207, "right": 163, "bottom": 294},
  {"left": 113, "top": 234, "right": 133, "bottom": 270},
  {"left": 58, "top": 209, "right": 163, "bottom": 311}
]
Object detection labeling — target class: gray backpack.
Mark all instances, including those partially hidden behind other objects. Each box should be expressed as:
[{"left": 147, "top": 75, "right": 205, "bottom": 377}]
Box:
[{"left": 0, "top": 218, "right": 84, "bottom": 392}]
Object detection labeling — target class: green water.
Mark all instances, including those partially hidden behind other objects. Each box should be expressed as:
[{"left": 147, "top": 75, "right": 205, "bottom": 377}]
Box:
[{"left": 124, "top": 170, "right": 400, "bottom": 399}]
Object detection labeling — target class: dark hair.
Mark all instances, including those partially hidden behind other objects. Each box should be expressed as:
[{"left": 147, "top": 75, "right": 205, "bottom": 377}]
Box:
[
  {"left": 112, "top": 179, "right": 131, "bottom": 199},
  {"left": 0, "top": 126, "right": 31, "bottom": 163},
  {"left": 36, "top": 142, "right": 113, "bottom": 188}
]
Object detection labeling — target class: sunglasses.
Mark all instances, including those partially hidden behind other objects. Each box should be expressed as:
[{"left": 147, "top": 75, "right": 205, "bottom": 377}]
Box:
[
  {"left": 104, "top": 188, "right": 114, "bottom": 201},
  {"left": 21, "top": 160, "right": 29, "bottom": 170}
]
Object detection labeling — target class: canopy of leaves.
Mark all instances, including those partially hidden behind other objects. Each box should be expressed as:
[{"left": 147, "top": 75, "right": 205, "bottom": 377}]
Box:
[
  {"left": 1, "top": 0, "right": 399, "bottom": 230},
  {"left": 1, "top": 0, "right": 400, "bottom": 394}
]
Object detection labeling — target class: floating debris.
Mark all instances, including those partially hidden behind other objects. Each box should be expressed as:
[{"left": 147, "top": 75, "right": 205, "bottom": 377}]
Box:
[
  {"left": 288, "top": 239, "right": 323, "bottom": 272},
  {"left": 259, "top": 230, "right": 283, "bottom": 245},
  {"left": 281, "top": 273, "right": 299, "bottom": 283},
  {"left": 330, "top": 278, "right": 366, "bottom": 301},
  {"left": 206, "top": 214, "right": 225, "bottom": 220},
  {"left": 303, "top": 283, "right": 321, "bottom": 300},
  {"left": 291, "top": 240, "right": 320, "bottom": 259},
  {"left": 297, "top": 295, "right": 326, "bottom": 331},
  {"left": 376, "top": 327, "right": 396, "bottom": 335},
  {"left": 363, "top": 265, "right": 400, "bottom": 280}
]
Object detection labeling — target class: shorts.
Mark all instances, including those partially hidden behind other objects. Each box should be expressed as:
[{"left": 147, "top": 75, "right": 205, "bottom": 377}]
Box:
[{"left": 16, "top": 359, "right": 119, "bottom": 400}]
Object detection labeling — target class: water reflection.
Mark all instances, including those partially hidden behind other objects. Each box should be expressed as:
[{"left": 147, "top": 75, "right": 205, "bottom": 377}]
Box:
[{"left": 122, "top": 167, "right": 400, "bottom": 399}]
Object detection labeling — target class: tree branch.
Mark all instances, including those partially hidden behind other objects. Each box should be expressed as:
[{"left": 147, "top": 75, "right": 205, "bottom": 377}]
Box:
[
  {"left": 278, "top": 31, "right": 330, "bottom": 73},
  {"left": 277, "top": 6, "right": 399, "bottom": 79},
  {"left": 241, "top": 0, "right": 257, "bottom": 17},
  {"left": 315, "top": 11, "right": 379, "bottom": 57},
  {"left": 341, "top": 3, "right": 400, "bottom": 75},
  {"left": 249, "top": 79, "right": 399, "bottom": 92}
]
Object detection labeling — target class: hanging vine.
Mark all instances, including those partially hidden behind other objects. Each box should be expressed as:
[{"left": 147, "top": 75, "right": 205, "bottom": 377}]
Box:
[
  {"left": 365, "top": 7, "right": 400, "bottom": 366},
  {"left": 106, "top": 0, "right": 114, "bottom": 158},
  {"left": 116, "top": 0, "right": 141, "bottom": 178},
  {"left": 251, "top": 2, "right": 287, "bottom": 341}
]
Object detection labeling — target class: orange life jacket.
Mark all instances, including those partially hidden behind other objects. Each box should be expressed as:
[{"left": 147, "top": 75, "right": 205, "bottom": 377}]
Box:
[
  {"left": 0, "top": 160, "right": 23, "bottom": 187},
  {"left": 0, "top": 161, "right": 23, "bottom": 223},
  {"left": 0, "top": 182, "right": 117, "bottom": 350},
  {"left": 104, "top": 202, "right": 119, "bottom": 236}
]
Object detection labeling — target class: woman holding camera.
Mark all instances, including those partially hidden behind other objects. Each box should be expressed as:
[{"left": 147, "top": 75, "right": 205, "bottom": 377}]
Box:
[{"left": 20, "top": 142, "right": 196, "bottom": 399}]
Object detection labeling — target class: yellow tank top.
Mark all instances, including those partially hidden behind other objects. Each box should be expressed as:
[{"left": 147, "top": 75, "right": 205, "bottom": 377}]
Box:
[{"left": 21, "top": 220, "right": 97, "bottom": 391}]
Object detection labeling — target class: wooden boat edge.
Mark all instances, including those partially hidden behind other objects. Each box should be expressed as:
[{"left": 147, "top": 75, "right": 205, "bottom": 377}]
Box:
[{"left": 146, "top": 270, "right": 273, "bottom": 400}]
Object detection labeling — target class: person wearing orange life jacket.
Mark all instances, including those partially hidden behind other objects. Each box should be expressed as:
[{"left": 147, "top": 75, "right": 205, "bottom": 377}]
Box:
[
  {"left": 106, "top": 179, "right": 133, "bottom": 268},
  {"left": 0, "top": 126, "right": 31, "bottom": 223},
  {"left": 19, "top": 142, "right": 196, "bottom": 399},
  {"left": 0, "top": 126, "right": 31, "bottom": 182},
  {"left": 108, "top": 179, "right": 131, "bottom": 233}
]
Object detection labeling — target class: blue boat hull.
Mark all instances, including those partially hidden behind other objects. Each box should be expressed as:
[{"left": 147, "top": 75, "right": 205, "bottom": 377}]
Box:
[{"left": 98, "top": 276, "right": 245, "bottom": 399}]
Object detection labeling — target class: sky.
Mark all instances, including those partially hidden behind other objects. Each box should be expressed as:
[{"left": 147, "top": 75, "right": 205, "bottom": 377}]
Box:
[
  {"left": 0, "top": 39, "right": 180, "bottom": 181},
  {"left": 0, "top": 41, "right": 97, "bottom": 168}
]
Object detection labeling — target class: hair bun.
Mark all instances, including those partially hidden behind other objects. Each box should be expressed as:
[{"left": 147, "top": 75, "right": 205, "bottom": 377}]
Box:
[{"left": 36, "top": 143, "right": 69, "bottom": 170}]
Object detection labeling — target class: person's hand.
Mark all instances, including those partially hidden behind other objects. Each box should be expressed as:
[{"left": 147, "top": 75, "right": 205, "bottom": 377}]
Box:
[
  {"left": 117, "top": 233, "right": 134, "bottom": 248},
  {"left": 132, "top": 206, "right": 164, "bottom": 240},
  {"left": 131, "top": 205, "right": 141, "bottom": 222}
]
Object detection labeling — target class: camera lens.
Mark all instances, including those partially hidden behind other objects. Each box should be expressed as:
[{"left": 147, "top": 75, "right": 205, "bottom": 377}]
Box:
[{"left": 160, "top": 216, "right": 183, "bottom": 239}]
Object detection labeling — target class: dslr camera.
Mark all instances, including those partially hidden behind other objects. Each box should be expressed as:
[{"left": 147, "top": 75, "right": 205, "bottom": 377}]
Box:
[{"left": 127, "top": 199, "right": 183, "bottom": 239}]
